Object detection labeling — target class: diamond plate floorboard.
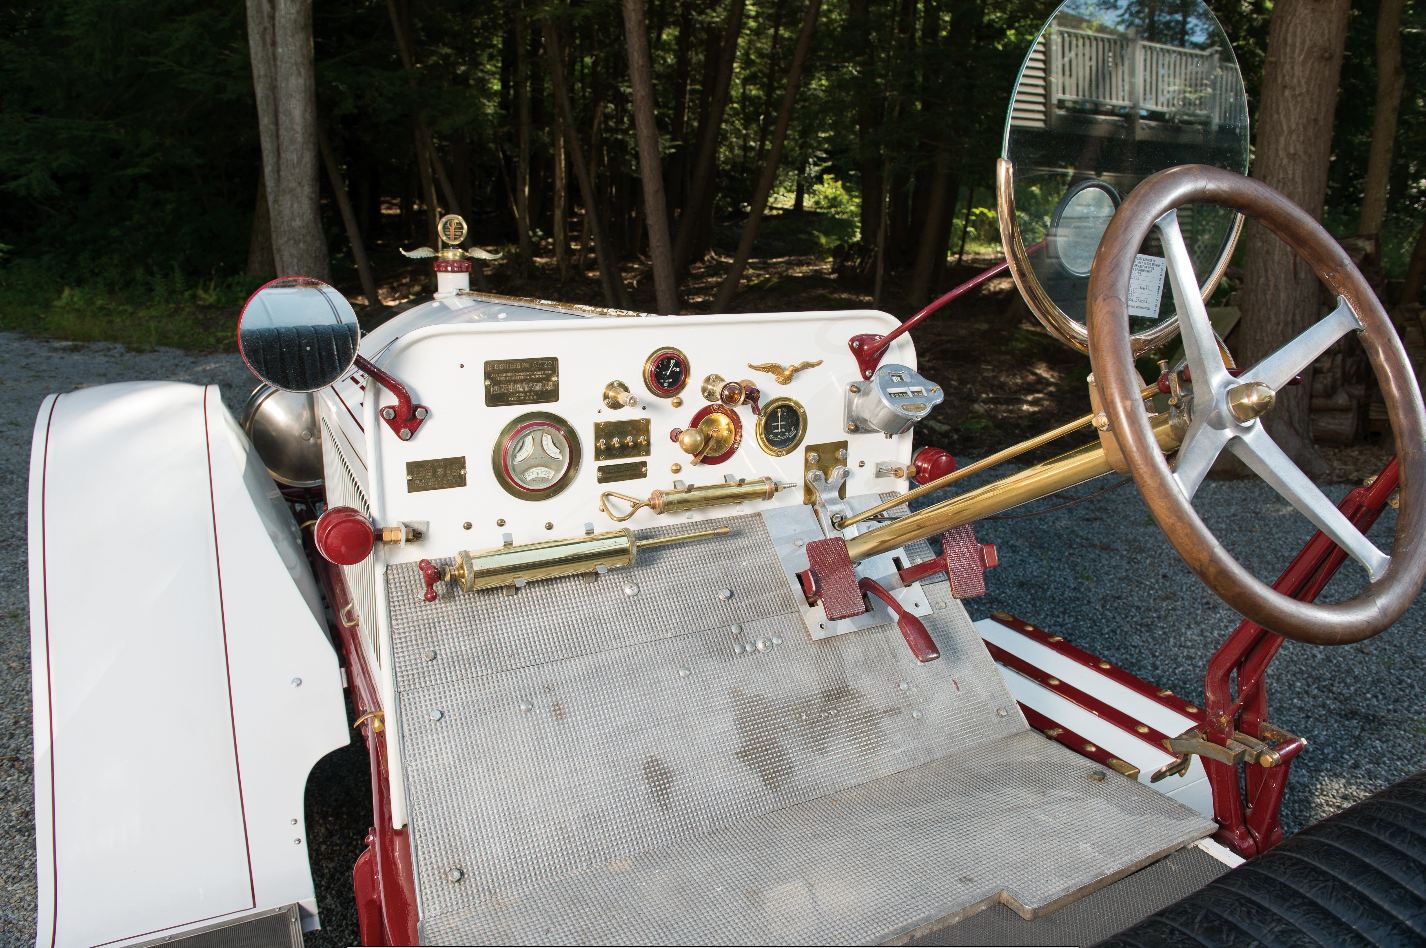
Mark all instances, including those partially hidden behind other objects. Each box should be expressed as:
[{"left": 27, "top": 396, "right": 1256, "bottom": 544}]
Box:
[{"left": 385, "top": 513, "right": 1213, "bottom": 944}]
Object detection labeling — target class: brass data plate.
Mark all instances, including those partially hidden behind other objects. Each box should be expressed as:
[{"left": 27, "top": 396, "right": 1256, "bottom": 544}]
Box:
[
  {"left": 484, "top": 357, "right": 560, "bottom": 407},
  {"left": 596, "top": 461, "right": 648, "bottom": 484},
  {"left": 594, "top": 418, "right": 651, "bottom": 461},
  {"left": 803, "top": 440, "right": 848, "bottom": 505},
  {"left": 406, "top": 456, "right": 468, "bottom": 493}
]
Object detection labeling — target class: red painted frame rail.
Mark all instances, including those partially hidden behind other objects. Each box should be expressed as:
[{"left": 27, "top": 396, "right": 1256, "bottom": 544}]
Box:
[{"left": 1202, "top": 457, "right": 1400, "bottom": 857}]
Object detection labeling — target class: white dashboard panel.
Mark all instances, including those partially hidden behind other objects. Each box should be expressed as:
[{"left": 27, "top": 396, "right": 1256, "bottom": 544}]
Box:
[{"left": 357, "top": 309, "right": 919, "bottom": 565}]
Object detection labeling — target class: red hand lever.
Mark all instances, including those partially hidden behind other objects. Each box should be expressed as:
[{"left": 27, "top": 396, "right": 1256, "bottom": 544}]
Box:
[
  {"left": 418, "top": 559, "right": 443, "bottom": 602},
  {"left": 859, "top": 577, "right": 939, "bottom": 663}
]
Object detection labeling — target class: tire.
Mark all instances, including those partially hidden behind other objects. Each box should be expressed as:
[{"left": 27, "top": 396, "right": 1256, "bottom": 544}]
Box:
[{"left": 1100, "top": 771, "right": 1426, "bottom": 947}]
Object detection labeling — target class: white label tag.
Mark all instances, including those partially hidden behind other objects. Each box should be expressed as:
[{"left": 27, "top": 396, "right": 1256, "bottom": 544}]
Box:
[{"left": 1128, "top": 254, "right": 1167, "bottom": 318}]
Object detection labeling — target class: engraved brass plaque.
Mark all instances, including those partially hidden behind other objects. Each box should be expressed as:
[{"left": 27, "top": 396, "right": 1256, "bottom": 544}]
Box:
[
  {"left": 594, "top": 418, "right": 651, "bottom": 461},
  {"left": 484, "top": 357, "right": 559, "bottom": 407},
  {"left": 803, "top": 440, "right": 848, "bottom": 504},
  {"left": 406, "top": 456, "right": 468, "bottom": 492},
  {"left": 596, "top": 461, "right": 648, "bottom": 484}
]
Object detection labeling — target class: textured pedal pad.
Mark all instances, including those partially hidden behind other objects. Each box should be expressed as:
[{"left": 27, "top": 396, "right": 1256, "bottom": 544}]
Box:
[
  {"left": 803, "top": 536, "right": 866, "bottom": 620},
  {"left": 942, "top": 523, "right": 997, "bottom": 599}
]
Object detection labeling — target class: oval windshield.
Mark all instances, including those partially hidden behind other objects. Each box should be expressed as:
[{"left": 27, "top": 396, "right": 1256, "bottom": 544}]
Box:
[{"left": 1001, "top": 0, "right": 1248, "bottom": 344}]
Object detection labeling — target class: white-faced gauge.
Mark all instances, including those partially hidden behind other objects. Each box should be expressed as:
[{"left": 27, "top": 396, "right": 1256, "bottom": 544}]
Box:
[
  {"left": 643, "top": 346, "right": 690, "bottom": 397},
  {"left": 493, "top": 411, "right": 581, "bottom": 499},
  {"left": 756, "top": 397, "right": 807, "bottom": 457}
]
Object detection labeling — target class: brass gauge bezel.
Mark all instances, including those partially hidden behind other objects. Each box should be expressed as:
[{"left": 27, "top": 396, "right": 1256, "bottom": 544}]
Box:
[
  {"left": 492, "top": 411, "right": 582, "bottom": 500},
  {"left": 643, "top": 346, "right": 690, "bottom": 397},
  {"left": 756, "top": 396, "right": 808, "bottom": 457}
]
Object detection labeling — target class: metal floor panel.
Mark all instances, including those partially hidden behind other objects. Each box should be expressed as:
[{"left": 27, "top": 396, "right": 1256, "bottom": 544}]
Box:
[{"left": 386, "top": 513, "right": 1213, "bottom": 945}]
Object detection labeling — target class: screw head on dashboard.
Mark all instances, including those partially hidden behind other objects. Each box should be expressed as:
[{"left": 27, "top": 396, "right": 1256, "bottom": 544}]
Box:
[
  {"left": 670, "top": 463, "right": 682, "bottom": 474},
  {"left": 496, "top": 518, "right": 506, "bottom": 527},
  {"left": 463, "top": 521, "right": 472, "bottom": 530},
  {"left": 399, "top": 429, "right": 413, "bottom": 440},
  {"left": 381, "top": 407, "right": 396, "bottom": 420}
]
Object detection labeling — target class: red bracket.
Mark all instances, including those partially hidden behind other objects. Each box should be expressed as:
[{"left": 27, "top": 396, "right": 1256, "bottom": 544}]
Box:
[
  {"left": 859, "top": 578, "right": 939, "bottom": 663},
  {"left": 898, "top": 524, "right": 997, "bottom": 598},
  {"left": 355, "top": 355, "right": 429, "bottom": 441}
]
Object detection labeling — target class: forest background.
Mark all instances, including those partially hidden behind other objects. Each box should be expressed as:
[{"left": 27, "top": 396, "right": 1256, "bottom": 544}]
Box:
[{"left": 1, "top": 0, "right": 1422, "bottom": 464}]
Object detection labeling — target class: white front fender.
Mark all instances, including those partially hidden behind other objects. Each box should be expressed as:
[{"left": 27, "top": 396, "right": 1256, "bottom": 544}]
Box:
[{"left": 28, "top": 382, "right": 348, "bottom": 947}]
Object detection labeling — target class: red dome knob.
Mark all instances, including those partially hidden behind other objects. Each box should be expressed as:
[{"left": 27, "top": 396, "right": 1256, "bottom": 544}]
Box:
[
  {"left": 912, "top": 447, "right": 956, "bottom": 485},
  {"left": 315, "top": 506, "right": 375, "bottom": 566}
]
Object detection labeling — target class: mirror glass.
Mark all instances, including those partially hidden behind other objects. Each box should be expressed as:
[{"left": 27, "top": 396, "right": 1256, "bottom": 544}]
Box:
[
  {"left": 1049, "top": 180, "right": 1119, "bottom": 277},
  {"left": 1001, "top": 0, "right": 1248, "bottom": 342},
  {"left": 238, "top": 276, "right": 360, "bottom": 392}
]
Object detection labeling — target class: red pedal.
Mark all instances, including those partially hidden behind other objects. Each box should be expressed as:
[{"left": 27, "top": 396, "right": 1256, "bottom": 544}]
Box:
[
  {"left": 942, "top": 524, "right": 996, "bottom": 598},
  {"left": 803, "top": 537, "right": 866, "bottom": 620},
  {"left": 860, "top": 578, "right": 939, "bottom": 662}
]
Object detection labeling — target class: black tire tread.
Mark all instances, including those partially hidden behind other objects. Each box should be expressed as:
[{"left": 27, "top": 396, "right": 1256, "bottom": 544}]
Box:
[{"left": 1099, "top": 771, "right": 1426, "bottom": 947}]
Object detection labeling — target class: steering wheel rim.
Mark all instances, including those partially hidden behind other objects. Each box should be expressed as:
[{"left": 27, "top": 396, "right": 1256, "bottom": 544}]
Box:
[{"left": 1087, "top": 164, "right": 1426, "bottom": 645}]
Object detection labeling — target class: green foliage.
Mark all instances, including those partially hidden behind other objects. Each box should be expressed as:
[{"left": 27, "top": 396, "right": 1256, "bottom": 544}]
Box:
[
  {"left": 0, "top": 259, "right": 257, "bottom": 351},
  {"left": 810, "top": 175, "right": 856, "bottom": 217}
]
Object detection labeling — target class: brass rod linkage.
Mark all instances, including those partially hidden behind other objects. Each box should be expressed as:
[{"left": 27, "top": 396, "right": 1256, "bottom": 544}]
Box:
[
  {"left": 424, "top": 525, "right": 732, "bottom": 599},
  {"left": 838, "top": 383, "right": 1161, "bottom": 530},
  {"left": 600, "top": 477, "right": 793, "bottom": 522},
  {"left": 845, "top": 413, "right": 1180, "bottom": 564}
]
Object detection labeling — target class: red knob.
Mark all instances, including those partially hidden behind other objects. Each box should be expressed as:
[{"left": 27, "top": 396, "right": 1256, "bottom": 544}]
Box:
[
  {"left": 315, "top": 506, "right": 375, "bottom": 566},
  {"left": 912, "top": 447, "right": 956, "bottom": 485},
  {"left": 418, "top": 559, "right": 443, "bottom": 602}
]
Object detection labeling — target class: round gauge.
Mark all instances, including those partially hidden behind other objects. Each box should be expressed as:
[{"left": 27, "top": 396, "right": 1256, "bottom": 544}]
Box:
[
  {"left": 493, "top": 412, "right": 581, "bottom": 499},
  {"left": 643, "top": 346, "right": 690, "bottom": 397},
  {"left": 756, "top": 397, "right": 807, "bottom": 457}
]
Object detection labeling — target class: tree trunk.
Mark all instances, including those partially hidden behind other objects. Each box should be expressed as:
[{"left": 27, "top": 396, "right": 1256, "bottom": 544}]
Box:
[
  {"left": 544, "top": 18, "right": 629, "bottom": 307},
  {"left": 1357, "top": 0, "right": 1405, "bottom": 241},
  {"left": 623, "top": 0, "right": 680, "bottom": 313},
  {"left": 246, "top": 0, "right": 329, "bottom": 278},
  {"left": 674, "top": 0, "right": 747, "bottom": 271},
  {"left": 319, "top": 125, "right": 381, "bottom": 310},
  {"left": 246, "top": 162, "right": 275, "bottom": 277},
  {"left": 850, "top": 0, "right": 882, "bottom": 249},
  {"left": 908, "top": 146, "right": 954, "bottom": 305},
  {"left": 1235, "top": 0, "right": 1351, "bottom": 477},
  {"left": 514, "top": 8, "right": 534, "bottom": 264},
  {"left": 1399, "top": 219, "right": 1426, "bottom": 310},
  {"left": 712, "top": 0, "right": 821, "bottom": 311},
  {"left": 553, "top": 108, "right": 570, "bottom": 281}
]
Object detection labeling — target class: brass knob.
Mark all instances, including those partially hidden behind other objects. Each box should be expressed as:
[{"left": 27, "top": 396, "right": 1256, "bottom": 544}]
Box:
[
  {"left": 700, "top": 374, "right": 726, "bottom": 402},
  {"left": 677, "top": 428, "right": 708, "bottom": 456},
  {"left": 673, "top": 410, "right": 737, "bottom": 464},
  {"left": 1227, "top": 381, "right": 1275, "bottom": 423}
]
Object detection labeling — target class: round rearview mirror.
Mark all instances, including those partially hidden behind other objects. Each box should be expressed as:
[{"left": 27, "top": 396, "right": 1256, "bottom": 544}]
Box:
[
  {"left": 238, "top": 276, "right": 360, "bottom": 393},
  {"left": 998, "top": 0, "right": 1249, "bottom": 355},
  {"left": 1049, "top": 180, "right": 1120, "bottom": 278}
]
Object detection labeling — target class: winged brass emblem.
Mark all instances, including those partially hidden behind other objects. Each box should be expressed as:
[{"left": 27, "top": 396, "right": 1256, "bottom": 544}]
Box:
[
  {"left": 402, "top": 213, "right": 502, "bottom": 260},
  {"left": 747, "top": 360, "right": 823, "bottom": 385}
]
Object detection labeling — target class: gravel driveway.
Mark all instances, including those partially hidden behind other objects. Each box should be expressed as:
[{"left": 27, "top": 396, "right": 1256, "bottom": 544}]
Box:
[{"left": 1, "top": 331, "right": 1421, "bottom": 945}]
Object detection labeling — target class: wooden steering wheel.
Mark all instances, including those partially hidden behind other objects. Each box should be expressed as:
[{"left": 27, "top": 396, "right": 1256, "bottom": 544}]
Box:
[{"left": 1086, "top": 165, "right": 1426, "bottom": 645}]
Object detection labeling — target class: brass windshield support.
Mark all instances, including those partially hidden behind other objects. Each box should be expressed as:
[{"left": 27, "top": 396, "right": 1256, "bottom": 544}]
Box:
[{"left": 844, "top": 412, "right": 1180, "bottom": 565}]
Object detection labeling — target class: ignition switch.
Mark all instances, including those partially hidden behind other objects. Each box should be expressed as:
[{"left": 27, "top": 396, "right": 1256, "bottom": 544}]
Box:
[{"left": 846, "top": 364, "right": 944, "bottom": 436}]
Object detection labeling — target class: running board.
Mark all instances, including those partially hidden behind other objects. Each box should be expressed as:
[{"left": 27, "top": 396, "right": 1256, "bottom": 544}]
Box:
[{"left": 976, "top": 612, "right": 1212, "bottom": 817}]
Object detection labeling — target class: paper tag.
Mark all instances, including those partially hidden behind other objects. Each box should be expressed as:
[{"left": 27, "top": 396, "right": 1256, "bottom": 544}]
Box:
[{"left": 1128, "top": 254, "right": 1167, "bottom": 318}]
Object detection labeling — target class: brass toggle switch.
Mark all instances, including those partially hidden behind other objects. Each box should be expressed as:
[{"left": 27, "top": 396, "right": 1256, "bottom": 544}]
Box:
[{"left": 603, "top": 380, "right": 639, "bottom": 410}]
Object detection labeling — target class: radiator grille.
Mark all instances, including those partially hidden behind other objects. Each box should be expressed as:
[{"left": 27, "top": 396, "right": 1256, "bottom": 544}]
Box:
[{"left": 321, "top": 415, "right": 380, "bottom": 663}]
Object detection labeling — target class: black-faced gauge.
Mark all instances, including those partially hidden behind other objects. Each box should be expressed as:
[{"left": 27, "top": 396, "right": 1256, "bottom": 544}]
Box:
[
  {"left": 493, "top": 411, "right": 581, "bottom": 499},
  {"left": 756, "top": 397, "right": 807, "bottom": 457},
  {"left": 643, "top": 346, "right": 690, "bottom": 397}
]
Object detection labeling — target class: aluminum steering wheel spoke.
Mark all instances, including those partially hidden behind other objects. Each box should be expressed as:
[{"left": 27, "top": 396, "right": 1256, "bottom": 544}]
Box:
[
  {"left": 1242, "top": 296, "right": 1362, "bottom": 393},
  {"left": 1171, "top": 414, "right": 1230, "bottom": 501},
  {"left": 1157, "top": 211, "right": 1227, "bottom": 402},
  {"left": 1229, "top": 425, "right": 1391, "bottom": 580}
]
